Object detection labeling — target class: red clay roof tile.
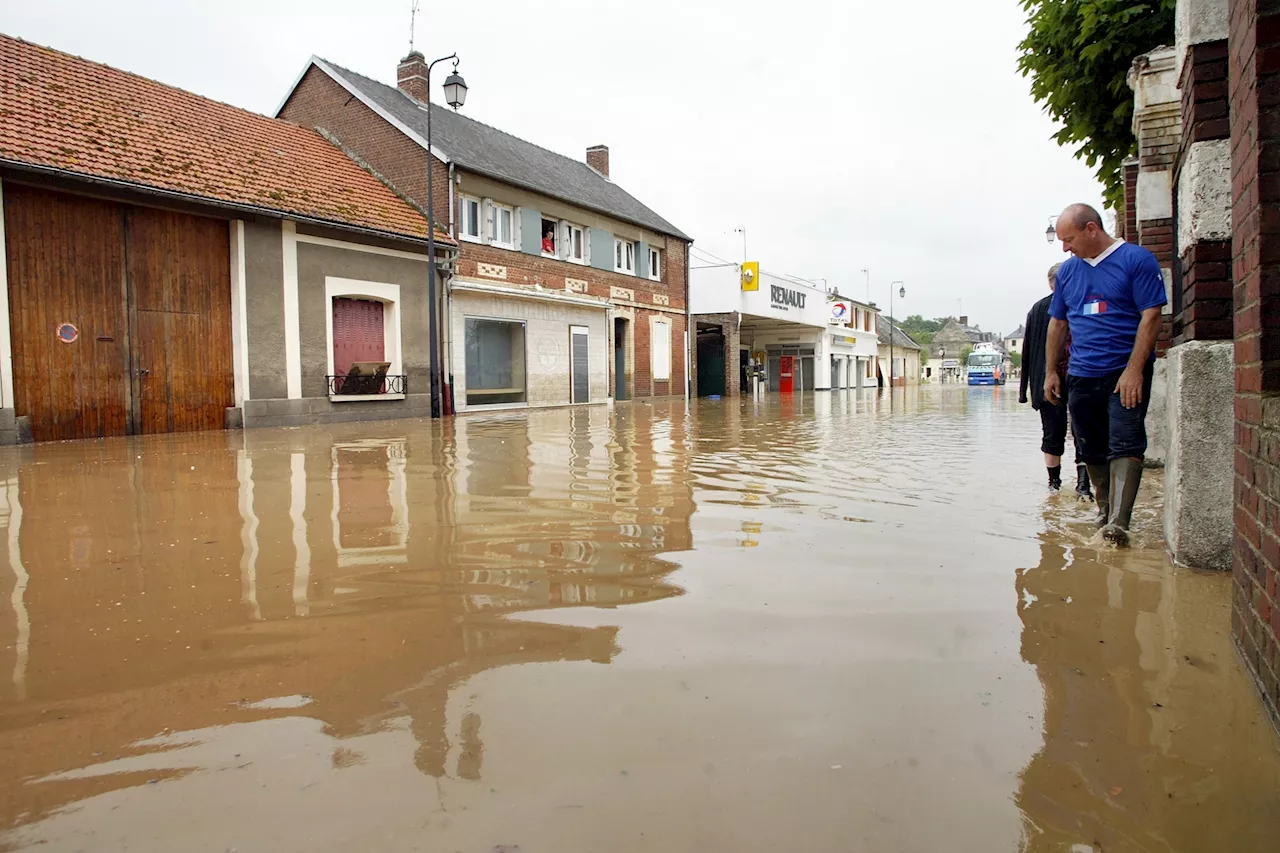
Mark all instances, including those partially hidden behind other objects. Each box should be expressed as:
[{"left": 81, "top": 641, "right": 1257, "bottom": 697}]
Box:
[{"left": 0, "top": 35, "right": 450, "bottom": 243}]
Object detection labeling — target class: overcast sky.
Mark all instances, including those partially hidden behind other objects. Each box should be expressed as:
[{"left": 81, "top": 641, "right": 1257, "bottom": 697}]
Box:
[{"left": 3, "top": 0, "right": 1105, "bottom": 335}]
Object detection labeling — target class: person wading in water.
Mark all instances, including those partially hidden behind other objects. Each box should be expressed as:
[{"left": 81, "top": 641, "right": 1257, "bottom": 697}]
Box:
[
  {"left": 1044, "top": 203, "right": 1166, "bottom": 546},
  {"left": 1020, "top": 262, "right": 1091, "bottom": 498}
]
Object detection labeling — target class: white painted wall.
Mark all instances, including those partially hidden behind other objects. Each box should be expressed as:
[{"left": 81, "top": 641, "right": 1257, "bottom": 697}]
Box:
[{"left": 450, "top": 287, "right": 609, "bottom": 411}]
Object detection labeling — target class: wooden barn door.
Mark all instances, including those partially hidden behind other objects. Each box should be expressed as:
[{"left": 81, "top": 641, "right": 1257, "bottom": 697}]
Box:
[
  {"left": 4, "top": 185, "right": 133, "bottom": 441},
  {"left": 3, "top": 184, "right": 232, "bottom": 441},
  {"left": 125, "top": 207, "right": 233, "bottom": 434}
]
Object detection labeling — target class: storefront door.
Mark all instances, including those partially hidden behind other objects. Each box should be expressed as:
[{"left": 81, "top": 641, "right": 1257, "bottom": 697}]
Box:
[{"left": 779, "top": 356, "right": 795, "bottom": 393}]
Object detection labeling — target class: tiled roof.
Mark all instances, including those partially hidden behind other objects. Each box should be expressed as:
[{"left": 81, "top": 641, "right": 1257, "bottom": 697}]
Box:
[
  {"left": 876, "top": 316, "right": 922, "bottom": 350},
  {"left": 307, "top": 58, "right": 690, "bottom": 241},
  {"left": 1007, "top": 325, "right": 1025, "bottom": 338},
  {"left": 0, "top": 35, "right": 449, "bottom": 243}
]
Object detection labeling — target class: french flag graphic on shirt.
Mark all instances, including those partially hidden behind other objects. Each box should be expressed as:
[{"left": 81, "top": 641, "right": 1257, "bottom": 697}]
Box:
[{"left": 1083, "top": 299, "right": 1107, "bottom": 315}]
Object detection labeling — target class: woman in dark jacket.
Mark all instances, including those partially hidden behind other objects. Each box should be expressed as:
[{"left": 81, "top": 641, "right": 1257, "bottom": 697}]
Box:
[{"left": 1020, "top": 263, "right": 1091, "bottom": 497}]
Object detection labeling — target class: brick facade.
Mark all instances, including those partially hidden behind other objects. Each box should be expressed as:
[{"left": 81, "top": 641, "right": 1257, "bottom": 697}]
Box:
[
  {"left": 1228, "top": 0, "right": 1280, "bottom": 730},
  {"left": 1122, "top": 159, "right": 1140, "bottom": 241},
  {"left": 279, "top": 63, "right": 690, "bottom": 402},
  {"left": 1176, "top": 39, "right": 1234, "bottom": 343}
]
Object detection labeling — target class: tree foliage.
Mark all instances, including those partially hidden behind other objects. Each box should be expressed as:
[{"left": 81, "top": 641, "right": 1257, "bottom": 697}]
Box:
[{"left": 1017, "top": 0, "right": 1175, "bottom": 210}]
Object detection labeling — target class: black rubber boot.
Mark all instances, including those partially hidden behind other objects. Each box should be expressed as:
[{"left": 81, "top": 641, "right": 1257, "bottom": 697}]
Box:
[
  {"left": 1074, "top": 464, "right": 1093, "bottom": 501},
  {"left": 1047, "top": 465, "right": 1062, "bottom": 490},
  {"left": 1101, "top": 458, "right": 1144, "bottom": 546},
  {"left": 1086, "top": 463, "right": 1110, "bottom": 527}
]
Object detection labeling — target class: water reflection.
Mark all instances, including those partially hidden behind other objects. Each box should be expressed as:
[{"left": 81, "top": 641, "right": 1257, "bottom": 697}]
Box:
[
  {"left": 1015, "top": 524, "right": 1280, "bottom": 851},
  {"left": 0, "top": 404, "right": 691, "bottom": 842}
]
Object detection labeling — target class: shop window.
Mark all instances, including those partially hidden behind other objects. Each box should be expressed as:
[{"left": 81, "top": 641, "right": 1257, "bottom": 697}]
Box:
[
  {"left": 649, "top": 247, "right": 661, "bottom": 281},
  {"left": 615, "top": 239, "right": 636, "bottom": 274},
  {"left": 460, "top": 195, "right": 482, "bottom": 242},
  {"left": 465, "top": 318, "right": 527, "bottom": 406},
  {"left": 652, "top": 320, "right": 671, "bottom": 382},
  {"left": 541, "top": 217, "right": 558, "bottom": 257}
]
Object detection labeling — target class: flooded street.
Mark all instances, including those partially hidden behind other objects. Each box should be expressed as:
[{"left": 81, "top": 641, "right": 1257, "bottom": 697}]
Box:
[{"left": 1, "top": 387, "right": 1278, "bottom": 852}]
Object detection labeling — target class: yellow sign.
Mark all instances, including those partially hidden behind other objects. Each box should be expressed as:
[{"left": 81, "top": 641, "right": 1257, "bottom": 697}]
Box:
[{"left": 741, "top": 261, "right": 759, "bottom": 291}]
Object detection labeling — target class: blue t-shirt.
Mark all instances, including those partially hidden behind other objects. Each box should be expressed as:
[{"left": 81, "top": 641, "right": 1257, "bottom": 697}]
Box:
[{"left": 1048, "top": 241, "right": 1167, "bottom": 377}]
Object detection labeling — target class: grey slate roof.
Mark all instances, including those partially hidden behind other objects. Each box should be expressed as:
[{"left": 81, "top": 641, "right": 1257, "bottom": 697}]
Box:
[
  {"left": 876, "top": 316, "right": 922, "bottom": 350},
  {"left": 312, "top": 59, "right": 689, "bottom": 240},
  {"left": 1007, "top": 325, "right": 1025, "bottom": 338}
]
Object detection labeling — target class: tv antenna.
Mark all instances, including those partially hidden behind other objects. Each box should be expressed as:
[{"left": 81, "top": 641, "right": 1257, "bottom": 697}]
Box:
[{"left": 409, "top": 0, "right": 421, "bottom": 53}]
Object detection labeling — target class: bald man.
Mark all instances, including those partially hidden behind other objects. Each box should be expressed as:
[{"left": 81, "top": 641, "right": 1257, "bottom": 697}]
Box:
[{"left": 1044, "top": 204, "right": 1166, "bottom": 546}]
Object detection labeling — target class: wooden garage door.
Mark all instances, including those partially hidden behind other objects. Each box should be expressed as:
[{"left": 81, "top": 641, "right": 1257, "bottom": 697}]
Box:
[{"left": 3, "top": 184, "right": 232, "bottom": 441}]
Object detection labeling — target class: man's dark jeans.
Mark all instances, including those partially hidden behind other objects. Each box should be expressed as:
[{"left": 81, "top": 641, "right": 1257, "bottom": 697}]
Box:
[
  {"left": 1038, "top": 401, "right": 1084, "bottom": 462},
  {"left": 1066, "top": 362, "right": 1154, "bottom": 464}
]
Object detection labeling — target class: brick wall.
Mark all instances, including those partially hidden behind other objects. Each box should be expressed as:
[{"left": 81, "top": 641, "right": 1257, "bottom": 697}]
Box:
[
  {"left": 1228, "top": 0, "right": 1280, "bottom": 731},
  {"left": 1123, "top": 160, "right": 1139, "bottom": 241},
  {"left": 1176, "top": 39, "right": 1234, "bottom": 344},
  {"left": 278, "top": 62, "right": 690, "bottom": 400}
]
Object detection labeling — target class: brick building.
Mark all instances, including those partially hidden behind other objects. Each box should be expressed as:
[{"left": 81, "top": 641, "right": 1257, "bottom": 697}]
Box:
[{"left": 277, "top": 54, "right": 691, "bottom": 413}]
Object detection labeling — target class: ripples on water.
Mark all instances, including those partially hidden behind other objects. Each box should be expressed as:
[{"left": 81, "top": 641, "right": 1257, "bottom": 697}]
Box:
[{"left": 0, "top": 386, "right": 1275, "bottom": 853}]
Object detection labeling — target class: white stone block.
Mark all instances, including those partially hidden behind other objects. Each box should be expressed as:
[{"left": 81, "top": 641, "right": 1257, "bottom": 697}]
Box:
[
  {"left": 1176, "top": 0, "right": 1228, "bottom": 80},
  {"left": 1177, "top": 138, "right": 1231, "bottom": 248},
  {"left": 1137, "top": 169, "right": 1174, "bottom": 221},
  {"left": 1164, "top": 340, "right": 1234, "bottom": 569}
]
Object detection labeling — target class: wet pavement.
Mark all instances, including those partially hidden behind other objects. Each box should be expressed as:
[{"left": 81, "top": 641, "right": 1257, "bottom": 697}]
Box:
[{"left": 1, "top": 387, "right": 1278, "bottom": 852}]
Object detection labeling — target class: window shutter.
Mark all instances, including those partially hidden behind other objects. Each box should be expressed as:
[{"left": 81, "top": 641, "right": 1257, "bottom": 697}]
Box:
[
  {"left": 520, "top": 207, "right": 542, "bottom": 255},
  {"left": 513, "top": 207, "right": 523, "bottom": 249},
  {"left": 482, "top": 198, "right": 494, "bottom": 244},
  {"left": 638, "top": 240, "right": 650, "bottom": 279},
  {"left": 589, "top": 228, "right": 612, "bottom": 270}
]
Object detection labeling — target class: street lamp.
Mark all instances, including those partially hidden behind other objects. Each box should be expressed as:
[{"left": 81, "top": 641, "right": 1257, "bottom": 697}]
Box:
[
  {"left": 1045, "top": 216, "right": 1056, "bottom": 243},
  {"left": 890, "top": 281, "right": 905, "bottom": 388},
  {"left": 424, "top": 55, "right": 468, "bottom": 417}
]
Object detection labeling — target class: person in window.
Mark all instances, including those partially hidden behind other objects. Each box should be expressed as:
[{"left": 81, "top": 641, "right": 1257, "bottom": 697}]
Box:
[
  {"left": 542, "top": 226, "right": 556, "bottom": 255},
  {"left": 1021, "top": 261, "right": 1091, "bottom": 499}
]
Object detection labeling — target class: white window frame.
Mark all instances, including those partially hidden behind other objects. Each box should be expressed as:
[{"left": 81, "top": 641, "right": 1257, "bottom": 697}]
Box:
[
  {"left": 651, "top": 319, "right": 671, "bottom": 382},
  {"left": 459, "top": 195, "right": 482, "bottom": 243},
  {"left": 614, "top": 238, "right": 636, "bottom": 275},
  {"left": 324, "top": 277, "right": 404, "bottom": 401},
  {"left": 561, "top": 220, "right": 587, "bottom": 265},
  {"left": 540, "top": 216, "right": 560, "bottom": 259},
  {"left": 487, "top": 200, "right": 515, "bottom": 250},
  {"left": 648, "top": 247, "right": 661, "bottom": 282}
]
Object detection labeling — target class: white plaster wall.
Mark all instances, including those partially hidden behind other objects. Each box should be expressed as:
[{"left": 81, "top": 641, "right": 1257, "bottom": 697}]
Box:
[
  {"left": 450, "top": 290, "right": 609, "bottom": 411},
  {"left": 1177, "top": 138, "right": 1232, "bottom": 248},
  {"left": 1137, "top": 168, "right": 1174, "bottom": 221},
  {"left": 1129, "top": 47, "right": 1179, "bottom": 111},
  {"left": 1176, "top": 0, "right": 1229, "bottom": 79}
]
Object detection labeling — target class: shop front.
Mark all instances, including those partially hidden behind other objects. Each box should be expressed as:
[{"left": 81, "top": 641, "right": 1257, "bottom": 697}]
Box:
[
  {"left": 691, "top": 265, "right": 878, "bottom": 394},
  {"left": 449, "top": 280, "right": 610, "bottom": 412}
]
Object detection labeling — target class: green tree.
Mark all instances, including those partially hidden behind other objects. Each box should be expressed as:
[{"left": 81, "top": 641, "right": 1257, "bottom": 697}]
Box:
[
  {"left": 960, "top": 346, "right": 974, "bottom": 364},
  {"left": 1012, "top": 352, "right": 1023, "bottom": 369},
  {"left": 1017, "top": 0, "right": 1175, "bottom": 209}
]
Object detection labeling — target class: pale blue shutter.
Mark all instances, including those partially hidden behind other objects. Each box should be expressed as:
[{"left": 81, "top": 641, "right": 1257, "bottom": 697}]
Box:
[
  {"left": 637, "top": 240, "right": 649, "bottom": 279},
  {"left": 590, "top": 228, "right": 614, "bottom": 270},
  {"left": 520, "top": 208, "right": 541, "bottom": 255}
]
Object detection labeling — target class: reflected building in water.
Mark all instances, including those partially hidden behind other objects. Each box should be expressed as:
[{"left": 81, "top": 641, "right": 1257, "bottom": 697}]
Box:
[{"left": 0, "top": 403, "right": 693, "bottom": 829}]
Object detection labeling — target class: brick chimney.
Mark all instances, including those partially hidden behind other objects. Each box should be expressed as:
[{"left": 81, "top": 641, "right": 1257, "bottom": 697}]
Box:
[
  {"left": 959, "top": 315, "right": 969, "bottom": 327},
  {"left": 586, "top": 145, "right": 609, "bottom": 177},
  {"left": 397, "top": 51, "right": 428, "bottom": 102}
]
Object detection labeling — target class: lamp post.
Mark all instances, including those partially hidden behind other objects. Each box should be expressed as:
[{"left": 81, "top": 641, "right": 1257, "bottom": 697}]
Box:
[
  {"left": 1044, "top": 216, "right": 1056, "bottom": 243},
  {"left": 425, "top": 55, "right": 468, "bottom": 417},
  {"left": 889, "top": 281, "right": 905, "bottom": 388}
]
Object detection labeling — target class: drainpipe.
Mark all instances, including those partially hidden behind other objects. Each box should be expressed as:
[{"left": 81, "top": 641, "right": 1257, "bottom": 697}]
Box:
[
  {"left": 685, "top": 241, "right": 692, "bottom": 405},
  {"left": 445, "top": 163, "right": 457, "bottom": 413}
]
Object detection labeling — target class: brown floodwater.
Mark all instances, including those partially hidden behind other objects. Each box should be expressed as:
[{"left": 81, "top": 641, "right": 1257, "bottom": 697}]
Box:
[{"left": 0, "top": 387, "right": 1277, "bottom": 852}]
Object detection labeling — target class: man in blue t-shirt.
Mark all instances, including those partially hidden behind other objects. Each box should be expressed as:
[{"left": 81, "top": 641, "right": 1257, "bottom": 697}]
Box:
[{"left": 1044, "top": 203, "right": 1166, "bottom": 545}]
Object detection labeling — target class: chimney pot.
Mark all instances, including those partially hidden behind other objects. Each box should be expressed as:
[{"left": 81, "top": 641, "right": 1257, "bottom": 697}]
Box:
[
  {"left": 397, "top": 52, "right": 429, "bottom": 102},
  {"left": 586, "top": 145, "right": 609, "bottom": 178}
]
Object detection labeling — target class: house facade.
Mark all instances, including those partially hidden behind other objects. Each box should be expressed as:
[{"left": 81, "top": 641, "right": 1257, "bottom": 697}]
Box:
[
  {"left": 876, "top": 317, "right": 922, "bottom": 387},
  {"left": 925, "top": 316, "right": 999, "bottom": 382},
  {"left": 1004, "top": 325, "right": 1025, "bottom": 356},
  {"left": 277, "top": 54, "right": 691, "bottom": 413},
  {"left": 0, "top": 35, "right": 454, "bottom": 443}
]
